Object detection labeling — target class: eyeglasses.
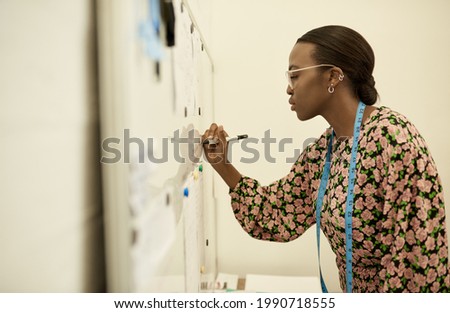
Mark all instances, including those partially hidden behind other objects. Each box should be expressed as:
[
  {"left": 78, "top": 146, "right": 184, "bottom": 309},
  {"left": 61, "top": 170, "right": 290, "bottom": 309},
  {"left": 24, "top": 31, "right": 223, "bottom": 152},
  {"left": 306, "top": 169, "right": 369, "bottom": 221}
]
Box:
[{"left": 285, "top": 64, "right": 336, "bottom": 89}]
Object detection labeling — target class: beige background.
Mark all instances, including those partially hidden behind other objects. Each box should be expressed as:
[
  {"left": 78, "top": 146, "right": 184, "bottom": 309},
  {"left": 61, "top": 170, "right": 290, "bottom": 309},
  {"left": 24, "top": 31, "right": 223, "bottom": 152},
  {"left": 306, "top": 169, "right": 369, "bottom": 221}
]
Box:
[{"left": 1, "top": 0, "right": 449, "bottom": 292}]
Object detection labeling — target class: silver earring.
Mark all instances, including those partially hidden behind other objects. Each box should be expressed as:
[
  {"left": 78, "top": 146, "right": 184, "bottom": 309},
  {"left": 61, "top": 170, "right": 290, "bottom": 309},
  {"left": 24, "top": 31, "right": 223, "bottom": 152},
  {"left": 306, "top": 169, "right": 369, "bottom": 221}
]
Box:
[
  {"left": 328, "top": 85, "right": 335, "bottom": 94},
  {"left": 338, "top": 74, "right": 344, "bottom": 81}
]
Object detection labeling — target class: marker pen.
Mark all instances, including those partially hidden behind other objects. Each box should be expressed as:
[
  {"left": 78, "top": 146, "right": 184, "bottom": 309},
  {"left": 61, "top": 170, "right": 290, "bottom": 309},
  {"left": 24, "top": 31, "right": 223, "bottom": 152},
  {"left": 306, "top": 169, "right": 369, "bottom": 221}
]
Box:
[{"left": 202, "top": 134, "right": 248, "bottom": 146}]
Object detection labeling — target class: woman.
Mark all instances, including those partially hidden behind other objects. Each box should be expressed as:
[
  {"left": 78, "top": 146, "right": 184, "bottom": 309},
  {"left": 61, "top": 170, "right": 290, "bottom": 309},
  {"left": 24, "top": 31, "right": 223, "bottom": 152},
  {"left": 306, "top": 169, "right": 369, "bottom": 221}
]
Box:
[{"left": 202, "top": 25, "right": 450, "bottom": 292}]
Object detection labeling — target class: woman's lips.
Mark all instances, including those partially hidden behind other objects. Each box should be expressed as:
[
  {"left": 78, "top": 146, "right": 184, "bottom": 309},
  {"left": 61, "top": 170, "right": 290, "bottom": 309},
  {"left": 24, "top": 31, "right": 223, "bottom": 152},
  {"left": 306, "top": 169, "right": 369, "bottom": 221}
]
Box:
[{"left": 289, "top": 100, "right": 296, "bottom": 111}]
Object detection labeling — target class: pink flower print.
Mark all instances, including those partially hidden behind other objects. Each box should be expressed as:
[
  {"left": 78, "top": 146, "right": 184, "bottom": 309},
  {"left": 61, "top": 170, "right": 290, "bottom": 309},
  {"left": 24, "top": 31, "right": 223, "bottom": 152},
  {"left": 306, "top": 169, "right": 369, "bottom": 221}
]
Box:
[
  {"left": 270, "top": 184, "right": 278, "bottom": 193},
  {"left": 357, "top": 173, "right": 368, "bottom": 186},
  {"left": 415, "top": 196, "right": 424, "bottom": 208},
  {"left": 293, "top": 176, "right": 301, "bottom": 185},
  {"left": 365, "top": 196, "right": 377, "bottom": 210},
  {"left": 410, "top": 217, "right": 421, "bottom": 232},
  {"left": 418, "top": 255, "right": 429, "bottom": 269},
  {"left": 353, "top": 184, "right": 361, "bottom": 195},
  {"left": 416, "top": 228, "right": 428, "bottom": 242},
  {"left": 396, "top": 130, "right": 407, "bottom": 144},
  {"left": 437, "top": 263, "right": 447, "bottom": 276},
  {"left": 296, "top": 214, "right": 306, "bottom": 224},
  {"left": 425, "top": 236, "right": 436, "bottom": 250},
  {"left": 311, "top": 179, "right": 320, "bottom": 190},
  {"left": 363, "top": 183, "right": 376, "bottom": 196},
  {"left": 426, "top": 268, "right": 437, "bottom": 284},
  {"left": 308, "top": 148, "right": 321, "bottom": 159},
  {"left": 429, "top": 253, "right": 439, "bottom": 267},
  {"left": 289, "top": 220, "right": 296, "bottom": 230},
  {"left": 426, "top": 163, "right": 437, "bottom": 177},
  {"left": 417, "top": 206, "right": 428, "bottom": 222},
  {"left": 438, "top": 246, "right": 448, "bottom": 259},
  {"left": 362, "top": 157, "right": 375, "bottom": 170},
  {"left": 363, "top": 240, "right": 374, "bottom": 251},
  {"left": 388, "top": 172, "right": 399, "bottom": 185},
  {"left": 404, "top": 268, "right": 414, "bottom": 280},
  {"left": 383, "top": 234, "right": 394, "bottom": 246},
  {"left": 285, "top": 204, "right": 294, "bottom": 213},
  {"left": 394, "top": 145, "right": 403, "bottom": 155},
  {"left": 295, "top": 225, "right": 305, "bottom": 234},
  {"left": 415, "top": 273, "right": 427, "bottom": 287},
  {"left": 389, "top": 277, "right": 402, "bottom": 289},
  {"left": 403, "top": 150, "right": 412, "bottom": 165},
  {"left": 395, "top": 236, "right": 405, "bottom": 250},
  {"left": 361, "top": 209, "right": 374, "bottom": 222},
  {"left": 283, "top": 184, "right": 291, "bottom": 193},
  {"left": 284, "top": 194, "right": 292, "bottom": 203},
  {"left": 268, "top": 194, "right": 277, "bottom": 203},
  {"left": 254, "top": 195, "right": 262, "bottom": 205},
  {"left": 360, "top": 135, "right": 367, "bottom": 148},
  {"left": 306, "top": 216, "right": 315, "bottom": 224},
  {"left": 311, "top": 163, "right": 319, "bottom": 174},
  {"left": 287, "top": 171, "right": 295, "bottom": 181},
  {"left": 362, "top": 225, "right": 375, "bottom": 237},
  {"left": 275, "top": 199, "right": 282, "bottom": 208},
  {"left": 417, "top": 159, "right": 426, "bottom": 173},
  {"left": 431, "top": 282, "right": 440, "bottom": 293},
  {"left": 318, "top": 137, "right": 327, "bottom": 149},
  {"left": 407, "top": 280, "right": 420, "bottom": 292},
  {"left": 366, "top": 141, "right": 377, "bottom": 153},
  {"left": 382, "top": 218, "right": 393, "bottom": 230},
  {"left": 353, "top": 230, "right": 364, "bottom": 242},
  {"left": 405, "top": 230, "right": 416, "bottom": 245},
  {"left": 330, "top": 198, "right": 337, "bottom": 210},
  {"left": 387, "top": 263, "right": 397, "bottom": 276},
  {"left": 417, "top": 178, "right": 433, "bottom": 193},
  {"left": 427, "top": 217, "right": 440, "bottom": 233},
  {"left": 353, "top": 217, "right": 362, "bottom": 229},
  {"left": 303, "top": 205, "right": 313, "bottom": 215},
  {"left": 380, "top": 136, "right": 389, "bottom": 149},
  {"left": 292, "top": 187, "right": 301, "bottom": 196}
]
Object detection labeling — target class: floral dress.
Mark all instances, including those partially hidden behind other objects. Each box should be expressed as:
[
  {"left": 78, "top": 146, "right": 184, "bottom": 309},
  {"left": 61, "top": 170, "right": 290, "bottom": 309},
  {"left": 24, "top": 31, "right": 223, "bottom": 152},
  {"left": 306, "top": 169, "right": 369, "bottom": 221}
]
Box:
[{"left": 229, "top": 106, "right": 450, "bottom": 292}]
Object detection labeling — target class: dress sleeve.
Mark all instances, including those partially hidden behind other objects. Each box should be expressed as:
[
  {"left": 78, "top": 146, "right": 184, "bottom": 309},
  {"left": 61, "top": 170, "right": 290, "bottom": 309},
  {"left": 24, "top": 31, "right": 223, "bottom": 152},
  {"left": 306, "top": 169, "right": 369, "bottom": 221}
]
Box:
[
  {"left": 228, "top": 146, "right": 319, "bottom": 242},
  {"left": 378, "top": 124, "right": 450, "bottom": 292}
]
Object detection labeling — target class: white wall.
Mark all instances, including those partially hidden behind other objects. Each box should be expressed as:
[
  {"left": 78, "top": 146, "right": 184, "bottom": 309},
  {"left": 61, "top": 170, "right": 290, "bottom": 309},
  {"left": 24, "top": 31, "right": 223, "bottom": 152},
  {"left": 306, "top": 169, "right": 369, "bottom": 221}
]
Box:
[
  {"left": 0, "top": 0, "right": 104, "bottom": 291},
  {"left": 210, "top": 0, "right": 450, "bottom": 292}
]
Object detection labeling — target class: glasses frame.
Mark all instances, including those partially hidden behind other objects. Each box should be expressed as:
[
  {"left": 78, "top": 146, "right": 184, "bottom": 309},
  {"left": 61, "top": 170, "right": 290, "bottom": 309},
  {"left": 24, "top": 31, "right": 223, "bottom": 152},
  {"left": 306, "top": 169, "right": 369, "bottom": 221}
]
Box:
[{"left": 285, "top": 64, "right": 336, "bottom": 89}]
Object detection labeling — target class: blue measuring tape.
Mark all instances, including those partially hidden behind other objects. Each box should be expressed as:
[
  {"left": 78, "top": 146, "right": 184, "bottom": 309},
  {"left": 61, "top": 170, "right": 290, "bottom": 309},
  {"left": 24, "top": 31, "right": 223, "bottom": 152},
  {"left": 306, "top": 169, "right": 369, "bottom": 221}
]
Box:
[{"left": 315, "top": 101, "right": 366, "bottom": 293}]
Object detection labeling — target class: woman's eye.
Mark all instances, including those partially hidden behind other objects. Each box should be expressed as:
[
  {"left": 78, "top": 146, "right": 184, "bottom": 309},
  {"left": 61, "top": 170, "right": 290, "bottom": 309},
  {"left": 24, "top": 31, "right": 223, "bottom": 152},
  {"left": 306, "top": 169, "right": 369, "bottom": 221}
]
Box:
[{"left": 290, "top": 75, "right": 298, "bottom": 80}]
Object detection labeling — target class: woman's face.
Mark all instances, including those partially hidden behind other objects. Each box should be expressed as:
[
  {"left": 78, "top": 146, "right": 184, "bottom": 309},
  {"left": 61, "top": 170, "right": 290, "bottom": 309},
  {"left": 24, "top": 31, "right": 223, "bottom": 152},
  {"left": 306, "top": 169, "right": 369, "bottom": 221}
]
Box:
[{"left": 286, "top": 42, "right": 329, "bottom": 121}]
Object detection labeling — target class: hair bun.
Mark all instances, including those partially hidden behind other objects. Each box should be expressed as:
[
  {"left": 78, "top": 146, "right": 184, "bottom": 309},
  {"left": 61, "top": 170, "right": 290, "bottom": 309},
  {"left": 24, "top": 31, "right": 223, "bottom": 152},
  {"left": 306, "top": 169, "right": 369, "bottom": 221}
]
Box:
[{"left": 358, "top": 75, "right": 378, "bottom": 105}]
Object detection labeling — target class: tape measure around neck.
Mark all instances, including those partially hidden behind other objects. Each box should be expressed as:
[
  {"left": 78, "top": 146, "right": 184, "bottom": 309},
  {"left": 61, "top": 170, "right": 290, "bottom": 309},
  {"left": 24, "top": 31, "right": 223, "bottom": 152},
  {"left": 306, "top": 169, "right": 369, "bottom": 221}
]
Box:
[{"left": 315, "top": 101, "right": 366, "bottom": 293}]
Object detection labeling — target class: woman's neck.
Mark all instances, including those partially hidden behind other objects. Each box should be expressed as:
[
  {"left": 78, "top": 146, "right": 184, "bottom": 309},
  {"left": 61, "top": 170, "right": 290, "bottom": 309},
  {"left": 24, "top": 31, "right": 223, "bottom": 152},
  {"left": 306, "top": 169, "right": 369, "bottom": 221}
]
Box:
[{"left": 321, "top": 98, "right": 376, "bottom": 139}]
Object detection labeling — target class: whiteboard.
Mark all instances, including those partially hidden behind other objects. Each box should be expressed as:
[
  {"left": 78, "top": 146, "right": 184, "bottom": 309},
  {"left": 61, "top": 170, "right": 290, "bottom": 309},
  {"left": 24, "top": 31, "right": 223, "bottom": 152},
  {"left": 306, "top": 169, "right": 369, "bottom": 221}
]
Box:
[{"left": 97, "top": 0, "right": 216, "bottom": 292}]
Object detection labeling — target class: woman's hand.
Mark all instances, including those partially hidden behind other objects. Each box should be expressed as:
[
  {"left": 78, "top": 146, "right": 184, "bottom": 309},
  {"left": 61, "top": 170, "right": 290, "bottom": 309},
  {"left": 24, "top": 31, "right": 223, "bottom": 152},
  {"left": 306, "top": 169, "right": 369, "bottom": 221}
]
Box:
[
  {"left": 202, "top": 123, "right": 229, "bottom": 168},
  {"left": 202, "top": 123, "right": 242, "bottom": 189}
]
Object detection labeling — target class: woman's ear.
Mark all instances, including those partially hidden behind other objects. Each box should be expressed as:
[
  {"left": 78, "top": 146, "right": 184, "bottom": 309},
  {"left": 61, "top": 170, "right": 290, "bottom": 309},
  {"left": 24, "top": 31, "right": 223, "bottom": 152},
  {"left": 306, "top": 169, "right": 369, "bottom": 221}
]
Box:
[{"left": 328, "top": 67, "right": 345, "bottom": 87}]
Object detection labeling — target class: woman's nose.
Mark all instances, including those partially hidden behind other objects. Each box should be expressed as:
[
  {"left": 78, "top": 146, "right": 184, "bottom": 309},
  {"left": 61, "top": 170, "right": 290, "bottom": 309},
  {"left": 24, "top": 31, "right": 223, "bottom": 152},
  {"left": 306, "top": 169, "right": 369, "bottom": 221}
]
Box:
[{"left": 286, "top": 84, "right": 293, "bottom": 95}]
